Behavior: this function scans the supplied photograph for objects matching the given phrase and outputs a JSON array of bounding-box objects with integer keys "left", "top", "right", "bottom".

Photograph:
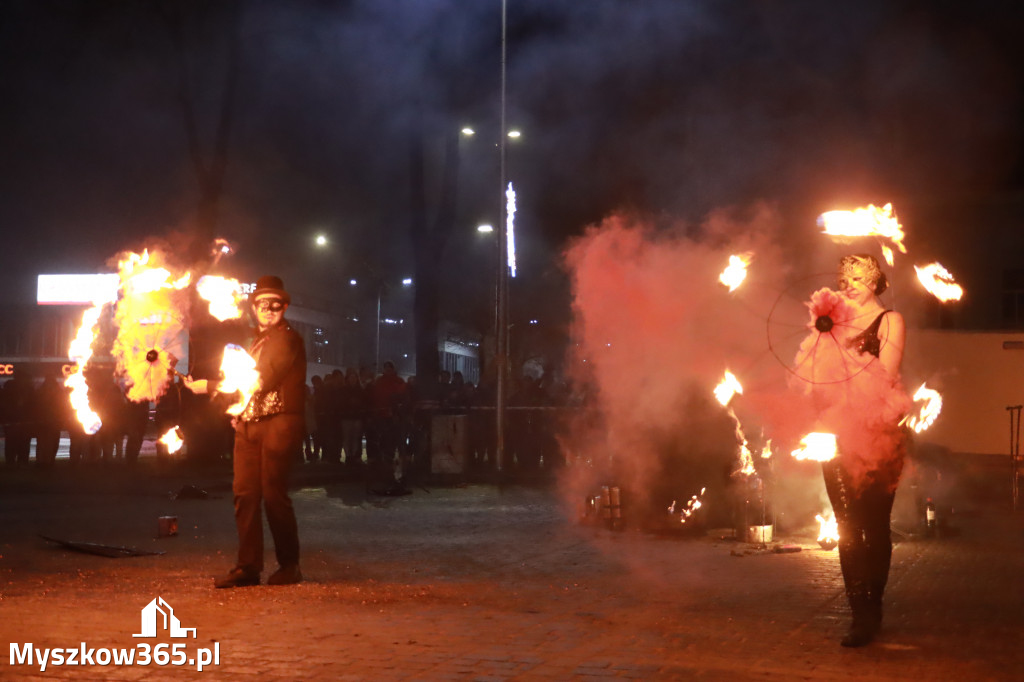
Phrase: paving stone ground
[{"left": 1, "top": 459, "right": 1022, "bottom": 681}]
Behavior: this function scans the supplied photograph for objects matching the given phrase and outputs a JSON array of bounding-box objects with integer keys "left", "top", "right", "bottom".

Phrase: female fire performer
[{"left": 797, "top": 253, "right": 912, "bottom": 647}]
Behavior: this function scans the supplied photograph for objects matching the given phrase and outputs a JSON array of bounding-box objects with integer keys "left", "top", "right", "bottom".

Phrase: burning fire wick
[
  {"left": 719, "top": 253, "right": 752, "bottom": 292},
  {"left": 159, "top": 426, "right": 185, "bottom": 454},
  {"left": 914, "top": 262, "right": 963, "bottom": 303},
  {"left": 816, "top": 511, "right": 839, "bottom": 549},
  {"left": 791, "top": 432, "right": 837, "bottom": 462},
  {"left": 818, "top": 203, "right": 906, "bottom": 266}
]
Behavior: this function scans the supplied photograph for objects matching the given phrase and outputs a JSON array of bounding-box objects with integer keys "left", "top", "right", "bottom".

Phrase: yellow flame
[
  {"left": 668, "top": 487, "right": 706, "bottom": 524},
  {"left": 904, "top": 383, "right": 943, "bottom": 433},
  {"left": 914, "top": 262, "right": 963, "bottom": 302},
  {"left": 219, "top": 344, "right": 261, "bottom": 416},
  {"left": 791, "top": 432, "right": 838, "bottom": 462},
  {"left": 719, "top": 253, "right": 752, "bottom": 292},
  {"left": 819, "top": 203, "right": 906, "bottom": 265},
  {"left": 66, "top": 304, "right": 105, "bottom": 434},
  {"left": 714, "top": 370, "right": 743, "bottom": 406},
  {"left": 816, "top": 511, "right": 840, "bottom": 542},
  {"left": 197, "top": 275, "right": 245, "bottom": 321},
  {"left": 761, "top": 440, "right": 773, "bottom": 459},
  {"left": 159, "top": 426, "right": 185, "bottom": 454}
]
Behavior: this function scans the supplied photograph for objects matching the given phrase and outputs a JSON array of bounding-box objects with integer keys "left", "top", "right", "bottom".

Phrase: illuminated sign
[
  {"left": 37, "top": 274, "right": 120, "bottom": 305},
  {"left": 0, "top": 364, "right": 14, "bottom": 375},
  {"left": 37, "top": 274, "right": 257, "bottom": 305}
]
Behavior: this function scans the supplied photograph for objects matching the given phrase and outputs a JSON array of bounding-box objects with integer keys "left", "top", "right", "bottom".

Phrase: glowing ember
[
  {"left": 718, "top": 252, "right": 752, "bottom": 292},
  {"left": 816, "top": 511, "right": 840, "bottom": 546},
  {"left": 159, "top": 426, "right": 185, "bottom": 454},
  {"left": 668, "top": 487, "right": 706, "bottom": 525},
  {"left": 903, "top": 383, "right": 943, "bottom": 433},
  {"left": 219, "top": 343, "right": 261, "bottom": 416},
  {"left": 791, "top": 432, "right": 838, "bottom": 462},
  {"left": 66, "top": 304, "right": 107, "bottom": 434},
  {"left": 713, "top": 370, "right": 743, "bottom": 406},
  {"left": 914, "top": 262, "right": 963, "bottom": 303},
  {"left": 818, "top": 203, "right": 906, "bottom": 265},
  {"left": 197, "top": 275, "right": 245, "bottom": 321}
]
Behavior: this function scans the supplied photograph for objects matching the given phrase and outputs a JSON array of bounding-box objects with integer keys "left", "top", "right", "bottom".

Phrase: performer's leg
[
  {"left": 823, "top": 461, "right": 874, "bottom": 647},
  {"left": 233, "top": 423, "right": 265, "bottom": 574},
  {"left": 261, "top": 415, "right": 302, "bottom": 571}
]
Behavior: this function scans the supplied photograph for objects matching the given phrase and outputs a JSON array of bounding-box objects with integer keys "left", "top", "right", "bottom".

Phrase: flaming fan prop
[
  {"left": 66, "top": 244, "right": 250, "bottom": 438},
  {"left": 110, "top": 251, "right": 192, "bottom": 403}
]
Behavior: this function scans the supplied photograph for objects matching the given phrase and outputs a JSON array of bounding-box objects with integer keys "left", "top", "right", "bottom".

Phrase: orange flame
[
  {"left": 66, "top": 304, "right": 106, "bottom": 434},
  {"left": 219, "top": 344, "right": 261, "bottom": 416},
  {"left": 816, "top": 511, "right": 840, "bottom": 543},
  {"left": 719, "top": 253, "right": 752, "bottom": 292},
  {"left": 197, "top": 275, "right": 245, "bottom": 321},
  {"left": 713, "top": 370, "right": 743, "bottom": 406},
  {"left": 791, "top": 432, "right": 837, "bottom": 462},
  {"left": 119, "top": 250, "right": 191, "bottom": 294},
  {"left": 914, "top": 262, "right": 963, "bottom": 303},
  {"left": 715, "top": 371, "right": 756, "bottom": 476},
  {"left": 904, "top": 383, "right": 943, "bottom": 433},
  {"left": 159, "top": 426, "right": 185, "bottom": 454},
  {"left": 818, "top": 203, "right": 906, "bottom": 265}
]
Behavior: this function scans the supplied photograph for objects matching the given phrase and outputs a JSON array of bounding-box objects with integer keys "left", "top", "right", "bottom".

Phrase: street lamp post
[{"left": 495, "top": 0, "right": 509, "bottom": 474}]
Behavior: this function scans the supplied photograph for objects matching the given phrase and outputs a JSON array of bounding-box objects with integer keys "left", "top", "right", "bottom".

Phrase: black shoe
[
  {"left": 840, "top": 618, "right": 878, "bottom": 647},
  {"left": 214, "top": 567, "right": 260, "bottom": 589},
  {"left": 267, "top": 564, "right": 302, "bottom": 586}
]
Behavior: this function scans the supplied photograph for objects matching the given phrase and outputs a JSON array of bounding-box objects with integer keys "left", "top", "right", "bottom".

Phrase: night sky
[{"left": 2, "top": 0, "right": 1023, "bottom": 328}]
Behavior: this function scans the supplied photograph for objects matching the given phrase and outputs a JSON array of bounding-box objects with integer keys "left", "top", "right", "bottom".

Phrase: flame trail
[
  {"left": 903, "top": 383, "right": 943, "bottom": 433},
  {"left": 719, "top": 253, "right": 752, "bottom": 292},
  {"left": 818, "top": 203, "right": 905, "bottom": 265},
  {"left": 66, "top": 304, "right": 107, "bottom": 434},
  {"left": 714, "top": 371, "right": 757, "bottom": 476},
  {"left": 914, "top": 262, "right": 963, "bottom": 302}
]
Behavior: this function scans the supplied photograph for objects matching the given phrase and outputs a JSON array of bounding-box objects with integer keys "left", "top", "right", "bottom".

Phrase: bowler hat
[{"left": 251, "top": 275, "right": 291, "bottom": 304}]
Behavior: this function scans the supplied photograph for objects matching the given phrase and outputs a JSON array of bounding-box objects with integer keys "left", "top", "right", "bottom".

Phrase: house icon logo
[{"left": 133, "top": 596, "right": 197, "bottom": 639}]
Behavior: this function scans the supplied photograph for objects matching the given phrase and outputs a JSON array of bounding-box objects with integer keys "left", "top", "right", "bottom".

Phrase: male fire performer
[{"left": 185, "top": 275, "right": 306, "bottom": 588}]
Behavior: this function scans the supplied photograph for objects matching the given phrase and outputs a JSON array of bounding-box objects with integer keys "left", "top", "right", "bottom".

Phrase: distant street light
[
  {"left": 507, "top": 129, "right": 521, "bottom": 139},
  {"left": 477, "top": 223, "right": 494, "bottom": 233},
  {"left": 461, "top": 127, "right": 476, "bottom": 136},
  {"left": 315, "top": 234, "right": 328, "bottom": 247}
]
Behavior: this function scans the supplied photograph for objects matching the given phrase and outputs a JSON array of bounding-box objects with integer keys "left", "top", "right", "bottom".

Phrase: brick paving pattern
[{"left": 1, "top": 462, "right": 1021, "bottom": 680}]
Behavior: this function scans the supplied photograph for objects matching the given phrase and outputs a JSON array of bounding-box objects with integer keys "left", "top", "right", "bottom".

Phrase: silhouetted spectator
[
  {"left": 34, "top": 371, "right": 65, "bottom": 468},
  {"left": 330, "top": 368, "right": 361, "bottom": 470}
]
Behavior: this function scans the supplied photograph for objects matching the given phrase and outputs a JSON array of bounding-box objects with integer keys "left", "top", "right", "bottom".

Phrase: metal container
[
  {"left": 746, "top": 524, "right": 773, "bottom": 543},
  {"left": 157, "top": 516, "right": 178, "bottom": 538}
]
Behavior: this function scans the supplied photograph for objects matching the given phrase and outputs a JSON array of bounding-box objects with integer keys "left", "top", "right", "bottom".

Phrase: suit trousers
[{"left": 233, "top": 413, "right": 303, "bottom": 573}]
